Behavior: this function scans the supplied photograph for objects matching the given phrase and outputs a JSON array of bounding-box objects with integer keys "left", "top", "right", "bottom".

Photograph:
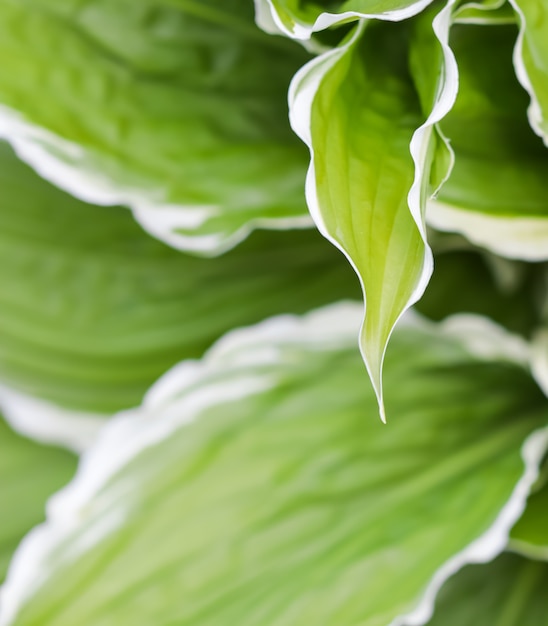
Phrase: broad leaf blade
[
  {"left": 0, "top": 0, "right": 311, "bottom": 253},
  {"left": 0, "top": 142, "right": 359, "bottom": 415},
  {"left": 1, "top": 304, "right": 547, "bottom": 626},
  {"left": 289, "top": 4, "right": 457, "bottom": 419}
]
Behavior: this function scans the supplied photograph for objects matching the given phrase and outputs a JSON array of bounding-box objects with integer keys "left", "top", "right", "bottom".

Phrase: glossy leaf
[
  {"left": 1, "top": 304, "right": 547, "bottom": 626},
  {"left": 0, "top": 142, "right": 359, "bottom": 415},
  {"left": 0, "top": 0, "right": 311, "bottom": 253}
]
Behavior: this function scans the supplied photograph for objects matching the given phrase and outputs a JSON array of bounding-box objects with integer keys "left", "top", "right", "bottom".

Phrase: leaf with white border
[
  {"left": 0, "top": 141, "right": 358, "bottom": 416},
  {"left": 1, "top": 304, "right": 547, "bottom": 626},
  {"left": 255, "top": 0, "right": 435, "bottom": 40},
  {"left": 428, "top": 23, "right": 548, "bottom": 260},
  {"left": 289, "top": 3, "right": 457, "bottom": 420},
  {"left": 509, "top": 0, "right": 548, "bottom": 145},
  {"left": 0, "top": 0, "right": 312, "bottom": 254}
]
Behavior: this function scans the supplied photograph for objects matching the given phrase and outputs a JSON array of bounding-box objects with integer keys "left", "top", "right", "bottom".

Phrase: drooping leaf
[
  {"left": 255, "top": 0, "right": 434, "bottom": 40},
  {"left": 0, "top": 141, "right": 359, "bottom": 415},
  {"left": 0, "top": 0, "right": 311, "bottom": 253},
  {"left": 428, "top": 23, "right": 548, "bottom": 260},
  {"left": 1, "top": 304, "right": 547, "bottom": 626},
  {"left": 0, "top": 415, "right": 76, "bottom": 583},
  {"left": 289, "top": 3, "right": 457, "bottom": 419},
  {"left": 423, "top": 553, "right": 548, "bottom": 626}
]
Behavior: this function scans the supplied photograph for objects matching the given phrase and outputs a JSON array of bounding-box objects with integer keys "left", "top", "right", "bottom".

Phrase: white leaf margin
[
  {"left": 0, "top": 384, "right": 105, "bottom": 454},
  {"left": 254, "top": 0, "right": 435, "bottom": 41},
  {"left": 508, "top": 0, "right": 548, "bottom": 147},
  {"left": 0, "top": 300, "right": 544, "bottom": 626},
  {"left": 427, "top": 199, "right": 548, "bottom": 261},
  {"left": 288, "top": 1, "right": 459, "bottom": 421},
  {"left": 0, "top": 106, "right": 313, "bottom": 256}
]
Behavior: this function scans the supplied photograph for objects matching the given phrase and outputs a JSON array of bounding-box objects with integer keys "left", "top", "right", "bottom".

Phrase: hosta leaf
[
  {"left": 510, "top": 471, "right": 548, "bottom": 558},
  {"left": 254, "top": 0, "right": 434, "bottom": 40},
  {"left": 1, "top": 304, "right": 547, "bottom": 626},
  {"left": 416, "top": 249, "right": 544, "bottom": 337},
  {"left": 422, "top": 553, "right": 548, "bottom": 626},
  {"left": 428, "top": 23, "right": 548, "bottom": 260},
  {"left": 289, "top": 3, "right": 457, "bottom": 419},
  {"left": 0, "top": 0, "right": 311, "bottom": 253},
  {"left": 0, "top": 415, "right": 76, "bottom": 583},
  {"left": 453, "top": 0, "right": 515, "bottom": 23},
  {"left": 510, "top": 0, "right": 548, "bottom": 144},
  {"left": 0, "top": 141, "right": 359, "bottom": 416}
]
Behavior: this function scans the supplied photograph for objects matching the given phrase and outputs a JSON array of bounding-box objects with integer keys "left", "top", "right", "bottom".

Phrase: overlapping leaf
[
  {"left": 0, "top": 141, "right": 358, "bottom": 415},
  {"left": 289, "top": 3, "right": 457, "bottom": 419},
  {"left": 0, "top": 415, "right": 76, "bottom": 583},
  {"left": 428, "top": 23, "right": 548, "bottom": 259},
  {"left": 0, "top": 0, "right": 311, "bottom": 252},
  {"left": 1, "top": 304, "right": 547, "bottom": 626}
]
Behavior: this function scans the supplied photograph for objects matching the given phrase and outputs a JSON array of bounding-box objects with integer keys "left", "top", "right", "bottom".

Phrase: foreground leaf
[
  {"left": 0, "top": 142, "right": 358, "bottom": 415},
  {"left": 423, "top": 553, "right": 548, "bottom": 626},
  {"left": 428, "top": 23, "right": 548, "bottom": 260},
  {"left": 0, "top": 0, "right": 311, "bottom": 253},
  {"left": 1, "top": 304, "right": 547, "bottom": 626},
  {"left": 289, "top": 4, "right": 457, "bottom": 419},
  {"left": 0, "top": 415, "right": 76, "bottom": 583}
]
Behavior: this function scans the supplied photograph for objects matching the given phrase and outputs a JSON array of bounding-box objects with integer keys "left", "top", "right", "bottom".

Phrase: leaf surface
[
  {"left": 2, "top": 304, "right": 547, "bottom": 626},
  {"left": 0, "top": 0, "right": 311, "bottom": 253}
]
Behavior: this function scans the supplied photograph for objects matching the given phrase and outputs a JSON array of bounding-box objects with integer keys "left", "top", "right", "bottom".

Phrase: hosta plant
[{"left": 0, "top": 0, "right": 548, "bottom": 625}]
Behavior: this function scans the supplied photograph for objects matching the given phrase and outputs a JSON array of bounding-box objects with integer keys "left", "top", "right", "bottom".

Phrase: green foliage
[{"left": 0, "top": 1, "right": 548, "bottom": 625}]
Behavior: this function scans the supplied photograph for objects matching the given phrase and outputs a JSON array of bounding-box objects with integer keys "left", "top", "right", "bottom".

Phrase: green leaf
[
  {"left": 428, "top": 23, "right": 548, "bottom": 260},
  {"left": 289, "top": 4, "right": 457, "bottom": 419},
  {"left": 424, "top": 553, "right": 548, "bottom": 626},
  {"left": 509, "top": 0, "right": 548, "bottom": 144},
  {"left": 255, "top": 0, "right": 434, "bottom": 40},
  {"left": 0, "top": 0, "right": 311, "bottom": 253},
  {"left": 0, "top": 141, "right": 359, "bottom": 416},
  {"left": 453, "top": 0, "right": 516, "bottom": 24},
  {"left": 1, "top": 304, "right": 547, "bottom": 626},
  {"left": 510, "top": 470, "right": 548, "bottom": 558},
  {"left": 416, "top": 249, "right": 544, "bottom": 337},
  {"left": 0, "top": 415, "right": 76, "bottom": 583}
]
